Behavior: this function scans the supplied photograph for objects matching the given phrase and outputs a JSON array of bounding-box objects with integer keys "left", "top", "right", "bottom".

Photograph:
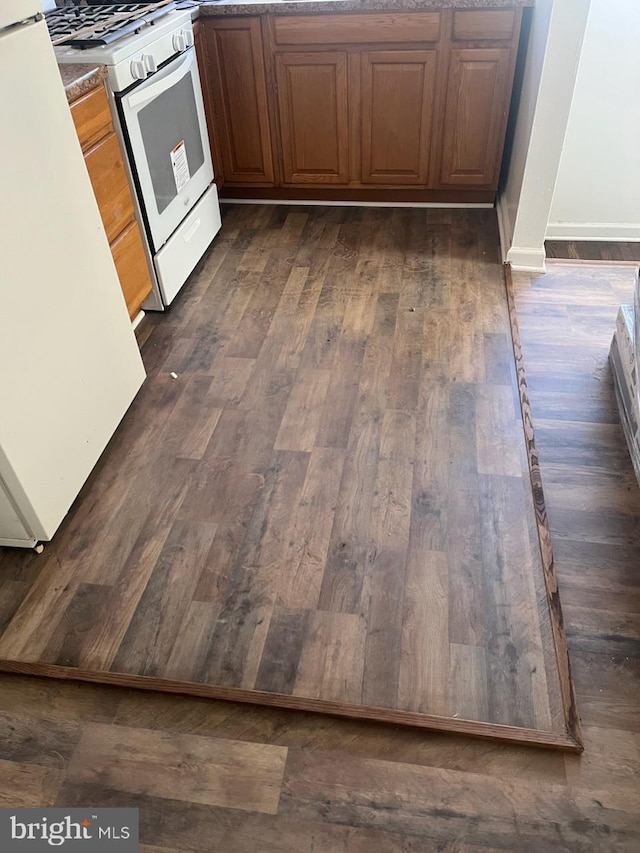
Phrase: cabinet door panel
[
  {"left": 439, "top": 48, "right": 511, "bottom": 188},
  {"left": 194, "top": 20, "right": 225, "bottom": 189},
  {"left": 84, "top": 132, "right": 134, "bottom": 243},
  {"left": 276, "top": 52, "right": 349, "bottom": 184},
  {"left": 361, "top": 51, "right": 436, "bottom": 186},
  {"left": 71, "top": 86, "right": 112, "bottom": 152},
  {"left": 111, "top": 220, "right": 154, "bottom": 320},
  {"left": 208, "top": 18, "right": 274, "bottom": 184}
]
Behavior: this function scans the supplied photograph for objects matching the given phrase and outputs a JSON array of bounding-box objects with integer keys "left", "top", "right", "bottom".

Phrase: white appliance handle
[{"left": 127, "top": 49, "right": 194, "bottom": 110}]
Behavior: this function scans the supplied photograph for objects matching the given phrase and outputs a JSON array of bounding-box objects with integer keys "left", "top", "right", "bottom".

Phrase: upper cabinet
[{"left": 197, "top": 9, "right": 522, "bottom": 199}]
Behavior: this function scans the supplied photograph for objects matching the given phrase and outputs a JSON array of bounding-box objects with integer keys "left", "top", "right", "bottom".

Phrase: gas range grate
[{"left": 45, "top": 2, "right": 176, "bottom": 48}]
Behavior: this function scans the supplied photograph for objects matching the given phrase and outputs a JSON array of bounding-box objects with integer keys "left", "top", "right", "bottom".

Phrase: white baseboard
[
  {"left": 132, "top": 310, "right": 145, "bottom": 331},
  {"left": 546, "top": 222, "right": 640, "bottom": 241},
  {"left": 222, "top": 199, "right": 494, "bottom": 209},
  {"left": 495, "top": 195, "right": 512, "bottom": 262},
  {"left": 506, "top": 246, "right": 546, "bottom": 272}
]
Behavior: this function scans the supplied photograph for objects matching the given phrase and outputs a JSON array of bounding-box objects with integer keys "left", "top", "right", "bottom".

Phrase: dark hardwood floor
[
  {"left": 545, "top": 240, "right": 640, "bottom": 263},
  {"left": 0, "top": 231, "right": 638, "bottom": 850},
  {"left": 0, "top": 206, "right": 570, "bottom": 746}
]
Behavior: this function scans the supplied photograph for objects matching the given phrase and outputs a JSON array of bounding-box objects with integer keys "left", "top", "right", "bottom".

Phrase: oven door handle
[{"left": 127, "top": 48, "right": 194, "bottom": 110}]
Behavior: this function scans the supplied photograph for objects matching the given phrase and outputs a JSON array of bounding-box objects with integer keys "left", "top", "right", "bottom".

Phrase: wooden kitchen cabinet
[
  {"left": 270, "top": 13, "right": 441, "bottom": 189},
  {"left": 83, "top": 133, "right": 134, "bottom": 242},
  {"left": 438, "top": 48, "right": 513, "bottom": 188},
  {"left": 275, "top": 51, "right": 349, "bottom": 184},
  {"left": 194, "top": 19, "right": 224, "bottom": 189},
  {"left": 272, "top": 11, "right": 442, "bottom": 45},
  {"left": 360, "top": 50, "right": 437, "bottom": 185},
  {"left": 205, "top": 17, "right": 275, "bottom": 185},
  {"left": 71, "top": 85, "right": 153, "bottom": 320},
  {"left": 198, "top": 8, "right": 523, "bottom": 200},
  {"left": 111, "top": 220, "right": 155, "bottom": 320}
]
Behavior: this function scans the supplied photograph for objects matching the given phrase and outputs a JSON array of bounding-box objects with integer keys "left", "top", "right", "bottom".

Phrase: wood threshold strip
[
  {"left": 503, "top": 263, "right": 584, "bottom": 752},
  {"left": 0, "top": 658, "right": 582, "bottom": 752},
  {"left": 545, "top": 258, "right": 640, "bottom": 269}
]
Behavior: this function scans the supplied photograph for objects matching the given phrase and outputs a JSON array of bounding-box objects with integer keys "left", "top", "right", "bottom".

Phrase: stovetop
[{"left": 45, "top": 2, "right": 176, "bottom": 48}]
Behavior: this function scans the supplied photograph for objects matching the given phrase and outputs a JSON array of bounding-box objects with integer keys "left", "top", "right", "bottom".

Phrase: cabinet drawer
[
  {"left": 84, "top": 132, "right": 134, "bottom": 243},
  {"left": 452, "top": 11, "right": 516, "bottom": 41},
  {"left": 273, "top": 13, "right": 441, "bottom": 46},
  {"left": 111, "top": 220, "right": 153, "bottom": 320},
  {"left": 71, "top": 85, "right": 112, "bottom": 151}
]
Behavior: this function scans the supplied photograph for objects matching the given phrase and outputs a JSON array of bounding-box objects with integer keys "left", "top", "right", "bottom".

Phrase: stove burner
[{"left": 45, "top": 2, "right": 176, "bottom": 48}]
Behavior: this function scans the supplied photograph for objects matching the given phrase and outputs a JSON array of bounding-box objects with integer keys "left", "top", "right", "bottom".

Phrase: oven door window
[
  {"left": 119, "top": 48, "right": 214, "bottom": 251},
  {"left": 139, "top": 72, "right": 204, "bottom": 216}
]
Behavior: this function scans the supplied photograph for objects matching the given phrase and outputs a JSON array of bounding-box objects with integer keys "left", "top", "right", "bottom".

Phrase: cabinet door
[
  {"left": 84, "top": 132, "right": 134, "bottom": 243},
  {"left": 439, "top": 48, "right": 512, "bottom": 188},
  {"left": 194, "top": 20, "right": 224, "bottom": 189},
  {"left": 361, "top": 50, "right": 437, "bottom": 186},
  {"left": 111, "top": 220, "right": 154, "bottom": 321},
  {"left": 207, "top": 18, "right": 274, "bottom": 184},
  {"left": 71, "top": 85, "right": 111, "bottom": 152},
  {"left": 275, "top": 51, "right": 349, "bottom": 184}
]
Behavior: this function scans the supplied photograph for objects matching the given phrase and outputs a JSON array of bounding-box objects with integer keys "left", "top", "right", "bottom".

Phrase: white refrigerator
[{"left": 0, "top": 0, "right": 146, "bottom": 548}]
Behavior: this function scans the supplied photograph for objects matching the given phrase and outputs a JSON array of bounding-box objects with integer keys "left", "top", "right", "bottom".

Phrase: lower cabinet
[
  {"left": 111, "top": 221, "right": 155, "bottom": 321},
  {"left": 360, "top": 50, "right": 437, "bottom": 185},
  {"left": 273, "top": 47, "right": 438, "bottom": 188},
  {"left": 438, "top": 48, "right": 513, "bottom": 188},
  {"left": 205, "top": 17, "right": 275, "bottom": 185},
  {"left": 71, "top": 85, "right": 153, "bottom": 319},
  {"left": 194, "top": 19, "right": 224, "bottom": 189},
  {"left": 275, "top": 51, "right": 349, "bottom": 184},
  {"left": 199, "top": 11, "right": 521, "bottom": 197},
  {"left": 82, "top": 132, "right": 134, "bottom": 241}
]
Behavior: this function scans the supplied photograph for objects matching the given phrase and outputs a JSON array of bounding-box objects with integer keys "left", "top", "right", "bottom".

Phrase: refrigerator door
[
  {"left": 0, "top": 17, "right": 146, "bottom": 545},
  {"left": 0, "top": 0, "right": 41, "bottom": 30},
  {"left": 0, "top": 480, "right": 33, "bottom": 548}
]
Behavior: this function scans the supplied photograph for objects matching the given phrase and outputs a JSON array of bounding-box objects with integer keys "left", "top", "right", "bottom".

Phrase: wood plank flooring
[
  {"left": 0, "top": 253, "right": 638, "bottom": 851},
  {"left": 0, "top": 206, "right": 570, "bottom": 745},
  {"left": 545, "top": 240, "right": 640, "bottom": 263}
]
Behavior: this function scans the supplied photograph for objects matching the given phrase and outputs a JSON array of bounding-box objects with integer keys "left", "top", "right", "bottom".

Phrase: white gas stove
[
  {"left": 49, "top": 2, "right": 221, "bottom": 310},
  {"left": 53, "top": 4, "right": 194, "bottom": 91}
]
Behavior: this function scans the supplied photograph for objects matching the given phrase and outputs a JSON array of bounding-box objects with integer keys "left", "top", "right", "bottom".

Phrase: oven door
[{"left": 118, "top": 47, "right": 213, "bottom": 252}]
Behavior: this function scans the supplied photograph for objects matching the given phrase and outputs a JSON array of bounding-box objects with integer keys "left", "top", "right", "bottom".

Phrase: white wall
[
  {"left": 497, "top": 0, "right": 591, "bottom": 270},
  {"left": 547, "top": 0, "right": 640, "bottom": 242},
  {"left": 497, "top": 0, "right": 553, "bottom": 266}
]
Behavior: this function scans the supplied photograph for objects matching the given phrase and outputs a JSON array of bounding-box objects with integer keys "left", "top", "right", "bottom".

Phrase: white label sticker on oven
[{"left": 171, "top": 140, "right": 190, "bottom": 193}]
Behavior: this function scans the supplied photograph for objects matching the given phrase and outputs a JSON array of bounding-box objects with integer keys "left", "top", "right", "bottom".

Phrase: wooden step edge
[
  {"left": 0, "top": 658, "right": 583, "bottom": 752},
  {"left": 503, "top": 262, "right": 584, "bottom": 754}
]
